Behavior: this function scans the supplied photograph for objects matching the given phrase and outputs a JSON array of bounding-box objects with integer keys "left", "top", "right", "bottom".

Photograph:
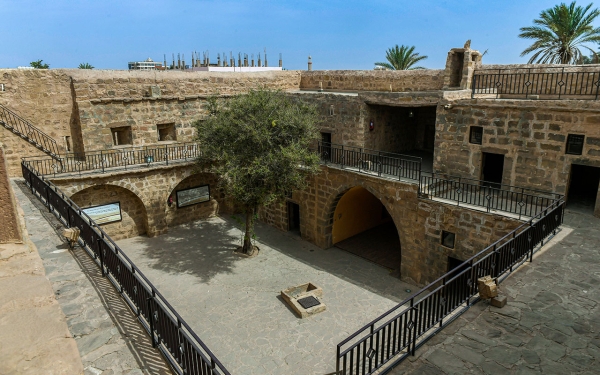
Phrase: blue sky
[{"left": 2, "top": 0, "right": 596, "bottom": 70}]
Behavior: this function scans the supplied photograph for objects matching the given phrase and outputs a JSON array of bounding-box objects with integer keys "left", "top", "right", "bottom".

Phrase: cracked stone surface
[
  {"left": 116, "top": 215, "right": 415, "bottom": 375},
  {"left": 390, "top": 209, "right": 600, "bottom": 375},
  {"left": 12, "top": 179, "right": 171, "bottom": 375}
]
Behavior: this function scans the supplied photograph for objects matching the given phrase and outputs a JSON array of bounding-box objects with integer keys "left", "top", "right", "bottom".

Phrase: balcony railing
[
  {"left": 23, "top": 142, "right": 200, "bottom": 176},
  {"left": 316, "top": 142, "right": 422, "bottom": 181},
  {"left": 336, "top": 197, "right": 564, "bottom": 374},
  {"left": 472, "top": 66, "right": 600, "bottom": 99},
  {"left": 419, "top": 172, "right": 563, "bottom": 220}
]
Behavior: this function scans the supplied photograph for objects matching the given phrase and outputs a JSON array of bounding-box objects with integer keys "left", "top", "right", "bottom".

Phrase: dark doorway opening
[
  {"left": 321, "top": 132, "right": 331, "bottom": 161},
  {"left": 481, "top": 152, "right": 504, "bottom": 188},
  {"left": 288, "top": 202, "right": 301, "bottom": 235},
  {"left": 567, "top": 164, "right": 600, "bottom": 214},
  {"left": 332, "top": 187, "right": 401, "bottom": 271},
  {"left": 447, "top": 256, "right": 469, "bottom": 274}
]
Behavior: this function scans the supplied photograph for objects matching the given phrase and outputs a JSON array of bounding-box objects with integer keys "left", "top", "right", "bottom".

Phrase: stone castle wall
[
  {"left": 434, "top": 99, "right": 600, "bottom": 196},
  {"left": 0, "top": 147, "right": 21, "bottom": 242},
  {"left": 0, "top": 69, "right": 75, "bottom": 176},
  {"left": 261, "top": 165, "right": 520, "bottom": 285},
  {"left": 300, "top": 70, "right": 445, "bottom": 92},
  {"left": 289, "top": 93, "right": 367, "bottom": 147},
  {"left": 0, "top": 69, "right": 302, "bottom": 176},
  {"left": 50, "top": 164, "right": 229, "bottom": 239}
]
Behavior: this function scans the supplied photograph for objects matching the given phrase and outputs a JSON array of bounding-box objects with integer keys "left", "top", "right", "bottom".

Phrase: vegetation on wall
[
  {"left": 374, "top": 45, "right": 428, "bottom": 70},
  {"left": 519, "top": 1, "right": 600, "bottom": 64},
  {"left": 194, "top": 89, "right": 321, "bottom": 255}
]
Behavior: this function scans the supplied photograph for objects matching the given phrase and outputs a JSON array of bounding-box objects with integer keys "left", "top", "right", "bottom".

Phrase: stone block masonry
[
  {"left": 0, "top": 147, "right": 20, "bottom": 242},
  {"left": 300, "top": 70, "right": 445, "bottom": 92},
  {"left": 434, "top": 99, "right": 600, "bottom": 197},
  {"left": 261, "top": 165, "right": 521, "bottom": 286},
  {"left": 50, "top": 164, "right": 230, "bottom": 240}
]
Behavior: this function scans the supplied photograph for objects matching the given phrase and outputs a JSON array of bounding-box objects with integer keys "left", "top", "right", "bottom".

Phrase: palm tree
[
  {"left": 519, "top": 1, "right": 600, "bottom": 64},
  {"left": 78, "top": 63, "right": 94, "bottom": 69},
  {"left": 375, "top": 45, "right": 428, "bottom": 70}
]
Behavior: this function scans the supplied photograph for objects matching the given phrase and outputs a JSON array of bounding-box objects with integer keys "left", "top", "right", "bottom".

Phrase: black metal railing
[
  {"left": 23, "top": 142, "right": 200, "bottom": 176},
  {"left": 419, "top": 173, "right": 563, "bottom": 219},
  {"left": 336, "top": 198, "right": 564, "bottom": 375},
  {"left": 22, "top": 161, "right": 231, "bottom": 375},
  {"left": 0, "top": 104, "right": 62, "bottom": 159},
  {"left": 316, "top": 142, "right": 422, "bottom": 181},
  {"left": 472, "top": 66, "right": 600, "bottom": 99}
]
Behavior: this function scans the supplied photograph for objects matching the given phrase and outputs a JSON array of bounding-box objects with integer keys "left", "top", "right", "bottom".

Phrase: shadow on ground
[{"left": 125, "top": 214, "right": 412, "bottom": 303}]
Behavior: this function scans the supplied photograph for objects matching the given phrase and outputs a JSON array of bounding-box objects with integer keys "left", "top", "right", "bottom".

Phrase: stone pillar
[
  {"left": 443, "top": 43, "right": 482, "bottom": 90},
  {"left": 0, "top": 146, "right": 22, "bottom": 243}
]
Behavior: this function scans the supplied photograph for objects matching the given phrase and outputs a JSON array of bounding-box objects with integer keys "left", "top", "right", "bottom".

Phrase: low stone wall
[
  {"left": 0, "top": 148, "right": 20, "bottom": 242},
  {"left": 300, "top": 70, "right": 445, "bottom": 92}
]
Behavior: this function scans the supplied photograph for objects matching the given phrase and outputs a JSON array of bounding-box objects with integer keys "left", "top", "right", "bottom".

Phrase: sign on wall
[
  {"left": 176, "top": 185, "right": 210, "bottom": 208},
  {"left": 82, "top": 202, "right": 122, "bottom": 225}
]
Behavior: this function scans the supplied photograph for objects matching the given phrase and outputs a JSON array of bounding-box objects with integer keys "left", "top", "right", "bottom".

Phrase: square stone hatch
[{"left": 297, "top": 296, "right": 321, "bottom": 309}]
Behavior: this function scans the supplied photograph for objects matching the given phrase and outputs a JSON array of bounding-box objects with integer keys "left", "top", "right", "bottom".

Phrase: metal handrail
[
  {"left": 471, "top": 66, "right": 600, "bottom": 99},
  {"left": 0, "top": 104, "right": 62, "bottom": 158},
  {"left": 22, "top": 142, "right": 200, "bottom": 176},
  {"left": 22, "top": 161, "right": 231, "bottom": 375},
  {"left": 336, "top": 193, "right": 565, "bottom": 374}
]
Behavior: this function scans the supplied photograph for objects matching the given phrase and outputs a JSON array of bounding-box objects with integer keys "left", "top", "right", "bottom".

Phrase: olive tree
[{"left": 194, "top": 89, "right": 321, "bottom": 254}]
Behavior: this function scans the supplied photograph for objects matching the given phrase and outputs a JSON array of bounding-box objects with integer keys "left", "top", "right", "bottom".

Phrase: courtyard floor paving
[
  {"left": 116, "top": 215, "right": 414, "bottom": 375},
  {"left": 390, "top": 209, "right": 600, "bottom": 375}
]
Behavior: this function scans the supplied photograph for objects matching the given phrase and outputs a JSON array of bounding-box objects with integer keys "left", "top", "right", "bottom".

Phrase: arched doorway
[
  {"left": 332, "top": 186, "right": 401, "bottom": 271},
  {"left": 71, "top": 185, "right": 148, "bottom": 240}
]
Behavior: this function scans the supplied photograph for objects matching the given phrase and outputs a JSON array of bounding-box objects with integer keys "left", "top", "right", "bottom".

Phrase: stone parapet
[{"left": 300, "top": 70, "right": 445, "bottom": 92}]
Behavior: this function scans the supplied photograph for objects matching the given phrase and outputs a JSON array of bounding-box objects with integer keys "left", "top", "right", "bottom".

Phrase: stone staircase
[{"left": 0, "top": 104, "right": 62, "bottom": 161}]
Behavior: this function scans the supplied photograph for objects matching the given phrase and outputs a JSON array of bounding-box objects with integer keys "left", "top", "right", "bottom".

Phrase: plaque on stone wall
[
  {"left": 566, "top": 134, "right": 585, "bottom": 155},
  {"left": 470, "top": 126, "right": 483, "bottom": 145},
  {"left": 176, "top": 185, "right": 210, "bottom": 208},
  {"left": 82, "top": 202, "right": 122, "bottom": 225}
]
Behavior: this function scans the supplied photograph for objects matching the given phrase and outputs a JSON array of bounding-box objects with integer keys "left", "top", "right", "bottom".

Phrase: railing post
[
  {"left": 45, "top": 186, "right": 51, "bottom": 213},
  {"left": 100, "top": 150, "right": 105, "bottom": 173},
  {"left": 341, "top": 145, "right": 344, "bottom": 169},
  {"left": 378, "top": 151, "right": 382, "bottom": 177},
  {"left": 147, "top": 292, "right": 156, "bottom": 348},
  {"left": 165, "top": 144, "right": 169, "bottom": 166},
  {"left": 471, "top": 74, "right": 476, "bottom": 98},
  {"left": 97, "top": 238, "right": 105, "bottom": 277}
]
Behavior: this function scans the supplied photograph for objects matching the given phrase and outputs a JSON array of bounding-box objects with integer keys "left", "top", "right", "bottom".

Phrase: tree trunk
[{"left": 242, "top": 207, "right": 255, "bottom": 254}]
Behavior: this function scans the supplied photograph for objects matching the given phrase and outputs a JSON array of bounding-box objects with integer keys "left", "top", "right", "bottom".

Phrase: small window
[
  {"left": 441, "top": 231, "right": 456, "bottom": 249},
  {"left": 65, "top": 136, "right": 71, "bottom": 152},
  {"left": 111, "top": 126, "right": 132, "bottom": 146},
  {"left": 566, "top": 134, "right": 585, "bottom": 155},
  {"left": 328, "top": 105, "right": 335, "bottom": 116},
  {"left": 469, "top": 126, "right": 483, "bottom": 145},
  {"left": 157, "top": 123, "right": 176, "bottom": 142}
]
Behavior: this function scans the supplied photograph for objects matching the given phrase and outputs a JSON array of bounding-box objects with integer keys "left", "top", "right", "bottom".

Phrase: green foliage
[
  {"left": 374, "top": 45, "right": 428, "bottom": 70},
  {"left": 29, "top": 60, "right": 49, "bottom": 69},
  {"left": 194, "top": 89, "right": 321, "bottom": 253},
  {"left": 519, "top": 1, "right": 600, "bottom": 64},
  {"left": 78, "top": 63, "right": 94, "bottom": 69}
]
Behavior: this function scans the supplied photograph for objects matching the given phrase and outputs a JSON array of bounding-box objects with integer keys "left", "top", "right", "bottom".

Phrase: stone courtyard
[{"left": 116, "top": 215, "right": 414, "bottom": 375}]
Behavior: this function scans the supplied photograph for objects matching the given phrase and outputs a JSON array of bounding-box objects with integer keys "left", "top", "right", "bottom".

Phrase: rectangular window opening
[
  {"left": 65, "top": 136, "right": 71, "bottom": 152},
  {"left": 469, "top": 126, "right": 483, "bottom": 145},
  {"left": 111, "top": 126, "right": 132, "bottom": 146},
  {"left": 566, "top": 134, "right": 585, "bottom": 155},
  {"left": 441, "top": 230, "right": 456, "bottom": 249},
  {"left": 157, "top": 123, "right": 177, "bottom": 142}
]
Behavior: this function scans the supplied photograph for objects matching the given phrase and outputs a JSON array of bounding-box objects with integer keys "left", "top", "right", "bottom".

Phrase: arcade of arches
[{"left": 48, "top": 164, "right": 522, "bottom": 286}]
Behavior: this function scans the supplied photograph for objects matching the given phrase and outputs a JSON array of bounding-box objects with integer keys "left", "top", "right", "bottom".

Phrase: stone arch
[
  {"left": 324, "top": 184, "right": 403, "bottom": 271},
  {"left": 165, "top": 172, "right": 221, "bottom": 227},
  {"left": 70, "top": 184, "right": 149, "bottom": 240}
]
